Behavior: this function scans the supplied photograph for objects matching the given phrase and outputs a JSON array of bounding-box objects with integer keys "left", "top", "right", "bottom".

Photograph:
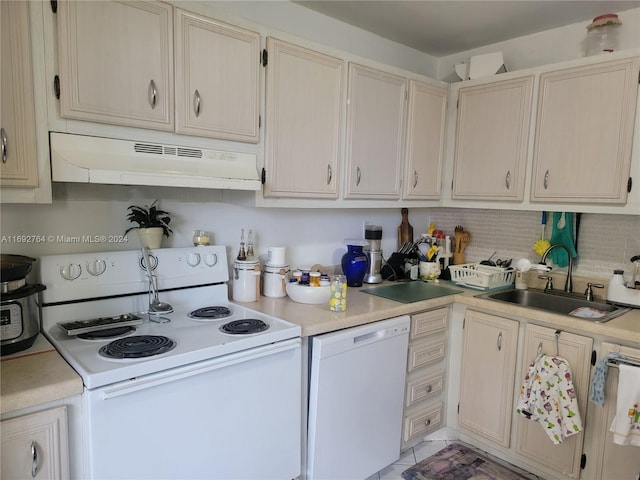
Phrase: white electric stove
[{"left": 38, "top": 246, "right": 302, "bottom": 480}]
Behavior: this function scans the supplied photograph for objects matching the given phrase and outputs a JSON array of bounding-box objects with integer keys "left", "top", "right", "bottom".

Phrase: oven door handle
[{"left": 100, "top": 338, "right": 300, "bottom": 400}]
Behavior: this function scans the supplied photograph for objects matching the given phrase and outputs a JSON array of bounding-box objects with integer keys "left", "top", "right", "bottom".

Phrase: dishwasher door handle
[{"left": 353, "top": 330, "right": 384, "bottom": 344}]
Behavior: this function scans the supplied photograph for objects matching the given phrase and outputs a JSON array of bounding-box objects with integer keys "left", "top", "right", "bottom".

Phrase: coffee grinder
[{"left": 363, "top": 225, "right": 383, "bottom": 284}]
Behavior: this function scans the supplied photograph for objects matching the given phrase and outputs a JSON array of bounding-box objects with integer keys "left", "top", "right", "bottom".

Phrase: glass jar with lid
[{"left": 585, "top": 14, "right": 621, "bottom": 56}]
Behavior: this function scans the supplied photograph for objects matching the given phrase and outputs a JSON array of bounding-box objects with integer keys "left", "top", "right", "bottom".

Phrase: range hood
[{"left": 50, "top": 132, "right": 261, "bottom": 191}]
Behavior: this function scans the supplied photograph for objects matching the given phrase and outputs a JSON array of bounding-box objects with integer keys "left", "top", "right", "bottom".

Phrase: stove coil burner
[
  {"left": 220, "top": 319, "right": 269, "bottom": 335},
  {"left": 99, "top": 335, "right": 176, "bottom": 359},
  {"left": 78, "top": 326, "right": 136, "bottom": 340},
  {"left": 188, "top": 306, "right": 232, "bottom": 320}
]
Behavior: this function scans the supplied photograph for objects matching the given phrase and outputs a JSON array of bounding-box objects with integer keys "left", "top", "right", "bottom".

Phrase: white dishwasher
[{"left": 307, "top": 315, "right": 410, "bottom": 480}]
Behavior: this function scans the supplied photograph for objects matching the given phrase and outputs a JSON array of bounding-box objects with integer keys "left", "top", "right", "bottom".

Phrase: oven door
[{"left": 83, "top": 338, "right": 301, "bottom": 480}]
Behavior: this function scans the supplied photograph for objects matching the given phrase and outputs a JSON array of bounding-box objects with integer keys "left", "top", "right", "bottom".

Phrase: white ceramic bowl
[{"left": 286, "top": 282, "right": 331, "bottom": 304}]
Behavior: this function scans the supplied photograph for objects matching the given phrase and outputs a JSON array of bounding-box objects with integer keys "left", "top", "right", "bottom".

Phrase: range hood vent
[{"left": 50, "top": 132, "right": 261, "bottom": 191}]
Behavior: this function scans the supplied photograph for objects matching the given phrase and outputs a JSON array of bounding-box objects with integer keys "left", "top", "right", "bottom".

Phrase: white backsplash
[{"left": 1, "top": 183, "right": 638, "bottom": 283}]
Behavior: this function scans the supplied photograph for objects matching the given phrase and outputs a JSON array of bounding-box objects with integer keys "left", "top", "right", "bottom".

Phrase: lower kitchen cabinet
[
  {"left": 401, "top": 307, "right": 448, "bottom": 449},
  {"left": 1, "top": 406, "right": 70, "bottom": 479},
  {"left": 582, "top": 342, "right": 640, "bottom": 480},
  {"left": 458, "top": 310, "right": 519, "bottom": 447},
  {"left": 515, "top": 324, "right": 593, "bottom": 479}
]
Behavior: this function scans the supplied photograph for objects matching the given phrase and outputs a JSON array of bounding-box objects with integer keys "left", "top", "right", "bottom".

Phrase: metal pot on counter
[{"left": 1, "top": 254, "right": 46, "bottom": 356}]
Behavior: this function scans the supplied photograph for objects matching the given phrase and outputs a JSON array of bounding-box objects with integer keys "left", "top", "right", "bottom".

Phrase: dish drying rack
[{"left": 449, "top": 263, "right": 515, "bottom": 290}]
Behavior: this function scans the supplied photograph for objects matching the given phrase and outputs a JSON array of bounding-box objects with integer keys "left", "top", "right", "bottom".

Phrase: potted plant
[{"left": 124, "top": 200, "right": 172, "bottom": 249}]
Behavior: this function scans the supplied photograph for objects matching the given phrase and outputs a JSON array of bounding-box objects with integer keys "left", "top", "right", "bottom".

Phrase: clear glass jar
[{"left": 586, "top": 14, "right": 621, "bottom": 56}]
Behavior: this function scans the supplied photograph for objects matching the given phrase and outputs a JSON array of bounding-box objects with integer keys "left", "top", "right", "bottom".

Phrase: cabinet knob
[
  {"left": 425, "top": 418, "right": 431, "bottom": 426},
  {"left": 543, "top": 169, "right": 550, "bottom": 190},
  {"left": 426, "top": 384, "right": 433, "bottom": 393},
  {"left": 31, "top": 441, "right": 40, "bottom": 477},
  {"left": 1, "top": 127, "right": 7, "bottom": 164},
  {"left": 148, "top": 80, "right": 157, "bottom": 109},
  {"left": 193, "top": 89, "right": 201, "bottom": 117}
]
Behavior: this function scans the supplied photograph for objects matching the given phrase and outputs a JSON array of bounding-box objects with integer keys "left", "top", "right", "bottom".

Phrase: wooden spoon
[{"left": 460, "top": 231, "right": 471, "bottom": 254}]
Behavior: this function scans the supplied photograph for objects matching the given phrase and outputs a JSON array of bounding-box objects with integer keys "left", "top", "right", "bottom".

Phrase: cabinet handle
[
  {"left": 326, "top": 164, "right": 332, "bottom": 185},
  {"left": 31, "top": 441, "right": 39, "bottom": 477},
  {"left": 356, "top": 167, "right": 361, "bottom": 186},
  {"left": 497, "top": 332, "right": 503, "bottom": 351},
  {"left": 505, "top": 170, "right": 511, "bottom": 189},
  {"left": 193, "top": 89, "right": 201, "bottom": 117},
  {"left": 426, "top": 384, "right": 433, "bottom": 393},
  {"left": 543, "top": 170, "right": 550, "bottom": 190},
  {"left": 148, "top": 80, "right": 157, "bottom": 109},
  {"left": 425, "top": 418, "right": 431, "bottom": 426},
  {"left": 413, "top": 170, "right": 418, "bottom": 189},
  {"left": 1, "top": 127, "right": 7, "bottom": 164}
]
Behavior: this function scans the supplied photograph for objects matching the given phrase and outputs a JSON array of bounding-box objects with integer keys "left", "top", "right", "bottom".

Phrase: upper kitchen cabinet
[
  {"left": 530, "top": 57, "right": 640, "bottom": 204},
  {"left": 57, "top": 0, "right": 174, "bottom": 131},
  {"left": 0, "top": 0, "right": 39, "bottom": 188},
  {"left": 344, "top": 63, "right": 406, "bottom": 200},
  {"left": 402, "top": 80, "right": 447, "bottom": 200},
  {"left": 452, "top": 75, "right": 534, "bottom": 201},
  {"left": 263, "top": 38, "right": 343, "bottom": 198},
  {"left": 174, "top": 9, "right": 259, "bottom": 143}
]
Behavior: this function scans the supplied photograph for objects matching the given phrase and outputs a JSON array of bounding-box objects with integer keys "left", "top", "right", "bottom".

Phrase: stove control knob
[
  {"left": 205, "top": 253, "right": 218, "bottom": 267},
  {"left": 60, "top": 263, "right": 82, "bottom": 280},
  {"left": 86, "top": 259, "right": 107, "bottom": 276},
  {"left": 187, "top": 252, "right": 201, "bottom": 267}
]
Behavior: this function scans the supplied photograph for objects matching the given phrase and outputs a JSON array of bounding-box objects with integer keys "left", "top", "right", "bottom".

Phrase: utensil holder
[{"left": 452, "top": 252, "right": 465, "bottom": 265}]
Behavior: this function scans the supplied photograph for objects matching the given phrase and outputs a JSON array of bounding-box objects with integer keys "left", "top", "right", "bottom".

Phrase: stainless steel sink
[{"left": 477, "top": 288, "right": 629, "bottom": 323}]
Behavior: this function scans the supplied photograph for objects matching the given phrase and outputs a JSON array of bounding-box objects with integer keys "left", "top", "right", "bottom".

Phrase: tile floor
[
  {"left": 366, "top": 428, "right": 456, "bottom": 480},
  {"left": 366, "top": 427, "right": 540, "bottom": 480}
]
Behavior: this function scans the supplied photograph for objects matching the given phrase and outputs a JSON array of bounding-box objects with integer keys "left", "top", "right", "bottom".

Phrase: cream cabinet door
[
  {"left": 515, "top": 324, "right": 593, "bottom": 479},
  {"left": 263, "top": 38, "right": 343, "bottom": 198},
  {"left": 402, "top": 80, "right": 447, "bottom": 200},
  {"left": 344, "top": 63, "right": 406, "bottom": 199},
  {"left": 0, "top": 0, "right": 38, "bottom": 187},
  {"left": 175, "top": 9, "right": 259, "bottom": 142},
  {"left": 452, "top": 75, "right": 533, "bottom": 201},
  {"left": 57, "top": 0, "right": 174, "bottom": 131},
  {"left": 1, "top": 406, "right": 69, "bottom": 480},
  {"left": 458, "top": 310, "right": 519, "bottom": 447},
  {"left": 531, "top": 57, "right": 639, "bottom": 204},
  {"left": 584, "top": 343, "right": 640, "bottom": 480}
]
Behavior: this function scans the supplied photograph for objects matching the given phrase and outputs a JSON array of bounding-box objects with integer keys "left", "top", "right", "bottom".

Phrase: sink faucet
[{"left": 541, "top": 244, "right": 574, "bottom": 293}]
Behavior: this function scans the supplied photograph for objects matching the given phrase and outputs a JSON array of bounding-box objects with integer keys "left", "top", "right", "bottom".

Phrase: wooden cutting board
[{"left": 397, "top": 208, "right": 413, "bottom": 249}]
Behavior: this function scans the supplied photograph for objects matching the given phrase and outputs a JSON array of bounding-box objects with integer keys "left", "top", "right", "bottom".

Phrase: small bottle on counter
[{"left": 309, "top": 272, "right": 321, "bottom": 287}]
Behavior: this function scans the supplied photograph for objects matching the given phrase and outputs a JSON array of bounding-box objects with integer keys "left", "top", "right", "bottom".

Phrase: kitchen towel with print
[
  {"left": 516, "top": 353, "right": 583, "bottom": 444},
  {"left": 610, "top": 363, "right": 640, "bottom": 446},
  {"left": 548, "top": 212, "right": 577, "bottom": 267}
]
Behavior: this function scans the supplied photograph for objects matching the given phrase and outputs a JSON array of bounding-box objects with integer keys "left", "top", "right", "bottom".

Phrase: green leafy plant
[{"left": 124, "top": 200, "right": 173, "bottom": 237}]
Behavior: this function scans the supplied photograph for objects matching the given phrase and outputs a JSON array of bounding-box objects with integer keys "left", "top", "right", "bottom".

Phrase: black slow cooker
[{"left": 1, "top": 254, "right": 46, "bottom": 356}]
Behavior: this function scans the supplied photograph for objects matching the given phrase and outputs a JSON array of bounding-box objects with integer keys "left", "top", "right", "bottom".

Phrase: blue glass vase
[{"left": 341, "top": 244, "right": 369, "bottom": 287}]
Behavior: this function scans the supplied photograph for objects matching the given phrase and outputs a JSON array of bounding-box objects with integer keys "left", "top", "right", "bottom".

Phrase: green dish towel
[{"left": 549, "top": 212, "right": 577, "bottom": 267}]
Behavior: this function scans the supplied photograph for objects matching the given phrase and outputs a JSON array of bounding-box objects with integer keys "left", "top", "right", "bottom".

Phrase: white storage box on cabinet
[{"left": 401, "top": 307, "right": 449, "bottom": 450}]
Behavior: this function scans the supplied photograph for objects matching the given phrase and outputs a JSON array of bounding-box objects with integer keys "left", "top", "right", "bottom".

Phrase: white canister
[
  {"left": 263, "top": 264, "right": 289, "bottom": 298},
  {"left": 267, "top": 246, "right": 286, "bottom": 267},
  {"left": 232, "top": 260, "right": 261, "bottom": 302}
]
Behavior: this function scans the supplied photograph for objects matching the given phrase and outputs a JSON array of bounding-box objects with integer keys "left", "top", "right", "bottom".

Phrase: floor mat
[{"left": 401, "top": 443, "right": 529, "bottom": 480}]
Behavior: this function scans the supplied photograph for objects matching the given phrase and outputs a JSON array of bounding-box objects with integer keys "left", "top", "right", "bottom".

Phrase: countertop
[
  {"left": 237, "top": 282, "right": 640, "bottom": 345},
  {"left": 1, "top": 335, "right": 83, "bottom": 415},
  {"left": 2, "top": 283, "right": 637, "bottom": 415}
]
